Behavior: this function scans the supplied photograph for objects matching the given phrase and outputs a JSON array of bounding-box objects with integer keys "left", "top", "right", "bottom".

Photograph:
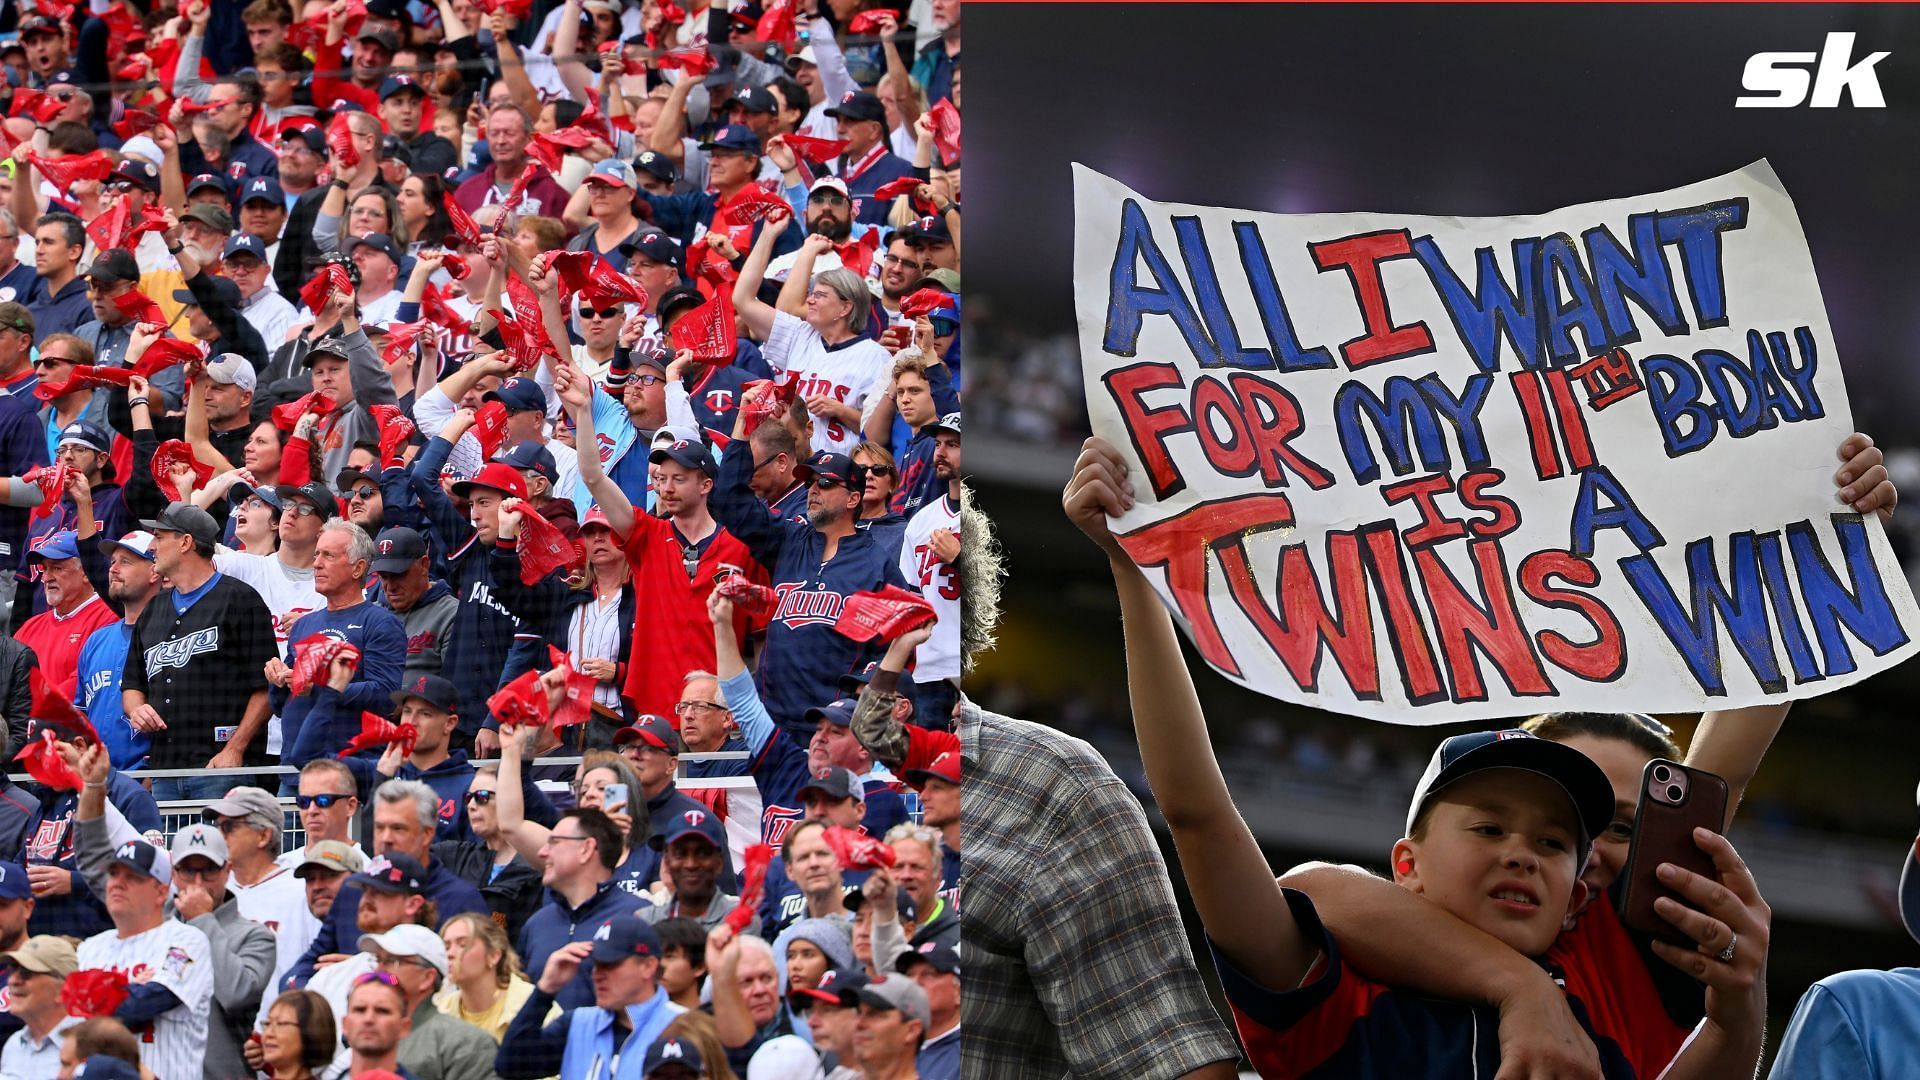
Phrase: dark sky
[{"left": 971, "top": 3, "right": 1920, "bottom": 433}]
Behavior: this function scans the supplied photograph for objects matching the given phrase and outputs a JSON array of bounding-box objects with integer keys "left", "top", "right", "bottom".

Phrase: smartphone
[
  {"left": 1618, "top": 759, "right": 1729, "bottom": 946},
  {"left": 603, "top": 783, "right": 629, "bottom": 817}
]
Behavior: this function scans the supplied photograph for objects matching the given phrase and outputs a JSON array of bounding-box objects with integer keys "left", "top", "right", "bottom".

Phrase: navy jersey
[
  {"left": 1216, "top": 889, "right": 1638, "bottom": 1079},
  {"left": 276, "top": 601, "right": 409, "bottom": 764},
  {"left": 684, "top": 361, "right": 752, "bottom": 434},
  {"left": 681, "top": 670, "right": 813, "bottom": 842},
  {"left": 709, "top": 441, "right": 912, "bottom": 737}
]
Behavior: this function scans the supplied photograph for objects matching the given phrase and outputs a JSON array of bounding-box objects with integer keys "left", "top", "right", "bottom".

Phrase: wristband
[{"left": 167, "top": 243, "right": 184, "bottom": 255}]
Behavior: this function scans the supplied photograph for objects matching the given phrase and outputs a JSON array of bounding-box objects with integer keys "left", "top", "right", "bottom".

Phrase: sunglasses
[
  {"left": 584, "top": 307, "right": 623, "bottom": 320},
  {"left": 930, "top": 317, "right": 958, "bottom": 336},
  {"left": 466, "top": 790, "right": 496, "bottom": 805},
  {"left": 348, "top": 485, "right": 379, "bottom": 500},
  {"left": 288, "top": 503, "right": 321, "bottom": 518},
  {"left": 810, "top": 477, "right": 844, "bottom": 490},
  {"left": 864, "top": 464, "right": 895, "bottom": 477},
  {"left": 294, "top": 793, "right": 351, "bottom": 809},
  {"left": 809, "top": 192, "right": 849, "bottom": 207}
]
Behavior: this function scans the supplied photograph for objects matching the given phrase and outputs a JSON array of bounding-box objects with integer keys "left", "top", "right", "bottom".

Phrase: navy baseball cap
[
  {"left": 370, "top": 526, "right": 428, "bottom": 573},
  {"left": 641, "top": 1034, "right": 702, "bottom": 1076},
  {"left": 654, "top": 284, "right": 706, "bottom": 325},
  {"left": 1406, "top": 730, "right": 1614, "bottom": 860},
  {"left": 57, "top": 420, "right": 112, "bottom": 454},
  {"left": 633, "top": 149, "right": 677, "bottom": 184},
  {"left": 274, "top": 481, "right": 340, "bottom": 520},
  {"left": 484, "top": 376, "right": 547, "bottom": 414},
  {"left": 699, "top": 124, "right": 760, "bottom": 154},
  {"left": 649, "top": 436, "right": 715, "bottom": 476},
  {"left": 186, "top": 172, "right": 230, "bottom": 198},
  {"left": 727, "top": 84, "right": 776, "bottom": 115},
  {"left": 0, "top": 862, "right": 30, "bottom": 901},
  {"left": 27, "top": 530, "right": 80, "bottom": 563},
  {"left": 799, "top": 766, "right": 861, "bottom": 803},
  {"left": 349, "top": 233, "right": 401, "bottom": 262},
  {"left": 789, "top": 964, "right": 868, "bottom": 1009},
  {"left": 349, "top": 852, "right": 429, "bottom": 895},
  {"left": 794, "top": 451, "right": 864, "bottom": 491},
  {"left": 589, "top": 913, "right": 662, "bottom": 964},
  {"left": 803, "top": 699, "right": 856, "bottom": 729},
  {"left": 223, "top": 233, "right": 269, "bottom": 263},
  {"left": 239, "top": 175, "right": 285, "bottom": 207},
  {"left": 622, "top": 229, "right": 680, "bottom": 267},
  {"left": 379, "top": 74, "right": 427, "bottom": 100},
  {"left": 895, "top": 939, "right": 960, "bottom": 976},
  {"left": 111, "top": 158, "right": 162, "bottom": 193},
  {"left": 649, "top": 807, "right": 726, "bottom": 852},
  {"left": 498, "top": 441, "right": 558, "bottom": 483},
  {"left": 614, "top": 714, "right": 683, "bottom": 754},
  {"left": 109, "top": 839, "right": 172, "bottom": 886},
  {"left": 173, "top": 275, "right": 243, "bottom": 309},
  {"left": 391, "top": 672, "right": 458, "bottom": 713},
  {"left": 902, "top": 214, "right": 952, "bottom": 246},
  {"left": 825, "top": 90, "right": 885, "bottom": 126},
  {"left": 280, "top": 124, "right": 325, "bottom": 154},
  {"left": 838, "top": 662, "right": 880, "bottom": 697}
]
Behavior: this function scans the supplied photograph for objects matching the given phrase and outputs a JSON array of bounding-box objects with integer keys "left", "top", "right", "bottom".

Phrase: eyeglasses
[
  {"left": 288, "top": 503, "right": 320, "bottom": 517},
  {"left": 34, "top": 356, "right": 74, "bottom": 367},
  {"left": 465, "top": 790, "right": 496, "bottom": 805},
  {"left": 105, "top": 181, "right": 137, "bottom": 194},
  {"left": 545, "top": 832, "right": 592, "bottom": 845},
  {"left": 348, "top": 485, "right": 379, "bottom": 501},
  {"left": 213, "top": 818, "right": 258, "bottom": 834},
  {"left": 632, "top": 375, "right": 663, "bottom": 388},
  {"left": 881, "top": 254, "right": 924, "bottom": 271},
  {"left": 353, "top": 970, "right": 400, "bottom": 989},
  {"left": 175, "top": 864, "right": 224, "bottom": 881},
  {"left": 808, "top": 192, "right": 849, "bottom": 207},
  {"left": 673, "top": 700, "right": 724, "bottom": 715},
  {"left": 750, "top": 456, "right": 779, "bottom": 474},
  {"left": 930, "top": 317, "right": 958, "bottom": 336},
  {"left": 294, "top": 793, "right": 351, "bottom": 810}
]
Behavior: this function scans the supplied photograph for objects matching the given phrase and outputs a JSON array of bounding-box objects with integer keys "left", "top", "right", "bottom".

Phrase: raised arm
[
  {"left": 648, "top": 70, "right": 697, "bottom": 164},
  {"left": 731, "top": 208, "right": 788, "bottom": 341},
  {"left": 1062, "top": 436, "right": 1310, "bottom": 988},
  {"left": 493, "top": 721, "right": 554, "bottom": 862},
  {"left": 556, "top": 360, "right": 634, "bottom": 536}
]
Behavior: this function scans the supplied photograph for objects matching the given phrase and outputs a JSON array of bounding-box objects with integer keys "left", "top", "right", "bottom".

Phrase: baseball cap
[
  {"left": 649, "top": 807, "right": 726, "bottom": 852},
  {"left": 280, "top": 123, "right": 326, "bottom": 154},
  {"left": 349, "top": 852, "right": 430, "bottom": 895},
  {"left": 223, "top": 233, "right": 270, "bottom": 264},
  {"left": 378, "top": 74, "right": 427, "bottom": 100},
  {"left": 186, "top": 172, "right": 231, "bottom": 198},
  {"left": 206, "top": 352, "right": 259, "bottom": 392},
  {"left": 838, "top": 662, "right": 881, "bottom": 697},
  {"left": 623, "top": 229, "right": 680, "bottom": 267},
  {"left": 227, "top": 478, "right": 282, "bottom": 511},
  {"left": 89, "top": 248, "right": 143, "bottom": 286},
  {"left": 803, "top": 699, "right": 856, "bottom": 729},
  {"left": 182, "top": 202, "right": 234, "bottom": 232},
  {"left": 0, "top": 935, "right": 78, "bottom": 977},
  {"left": 379, "top": 135, "right": 412, "bottom": 166},
  {"left": 498, "top": 441, "right": 559, "bottom": 483},
  {"left": 305, "top": 333, "right": 355, "bottom": 365},
  {"left": 925, "top": 412, "right": 961, "bottom": 438},
  {"left": 902, "top": 214, "right": 952, "bottom": 247},
  {"left": 109, "top": 839, "right": 172, "bottom": 886},
  {"left": 614, "top": 714, "right": 683, "bottom": 754},
  {"left": 809, "top": 175, "right": 850, "bottom": 200},
  {"left": 783, "top": 45, "right": 819, "bottom": 71},
  {"left": 641, "top": 1034, "right": 702, "bottom": 1077},
  {"left": 855, "top": 975, "right": 931, "bottom": 1030},
  {"left": 240, "top": 175, "right": 285, "bottom": 206},
  {"left": 0, "top": 862, "right": 29, "bottom": 902},
  {"left": 584, "top": 159, "right": 639, "bottom": 191},
  {"left": 295, "top": 840, "right": 366, "bottom": 878},
  {"left": 274, "top": 481, "right": 340, "bottom": 520},
  {"left": 204, "top": 786, "right": 283, "bottom": 834},
  {"left": 633, "top": 149, "right": 677, "bottom": 184},
  {"left": 450, "top": 462, "right": 529, "bottom": 501},
  {"left": 111, "top": 157, "right": 162, "bottom": 193},
  {"left": 588, "top": 913, "right": 663, "bottom": 965},
  {"left": 700, "top": 124, "right": 760, "bottom": 154},
  {"left": 359, "top": 924, "right": 448, "bottom": 976},
  {"left": 173, "top": 275, "right": 243, "bottom": 310},
  {"left": 17, "top": 15, "right": 60, "bottom": 38},
  {"left": 729, "top": 84, "right": 776, "bottom": 114},
  {"left": 793, "top": 451, "right": 864, "bottom": 491},
  {"left": 356, "top": 27, "right": 400, "bottom": 51},
  {"left": 140, "top": 502, "right": 221, "bottom": 547},
  {"left": 904, "top": 750, "right": 960, "bottom": 789},
  {"left": 654, "top": 284, "right": 706, "bottom": 326},
  {"left": 799, "top": 766, "right": 861, "bottom": 803},
  {"left": 1405, "top": 730, "right": 1614, "bottom": 861},
  {"left": 57, "top": 420, "right": 111, "bottom": 454},
  {"left": 390, "top": 672, "right": 459, "bottom": 713},
  {"left": 649, "top": 436, "right": 715, "bottom": 476},
  {"left": 74, "top": 1058, "right": 141, "bottom": 1080},
  {"left": 483, "top": 376, "right": 547, "bottom": 414},
  {"left": 170, "top": 823, "right": 230, "bottom": 868},
  {"left": 825, "top": 90, "right": 885, "bottom": 126},
  {"left": 349, "top": 233, "right": 401, "bottom": 262},
  {"left": 895, "top": 939, "right": 959, "bottom": 977},
  {"left": 909, "top": 268, "right": 961, "bottom": 294},
  {"left": 581, "top": 505, "right": 619, "bottom": 536},
  {"left": 370, "top": 526, "right": 429, "bottom": 573},
  {"left": 97, "top": 530, "right": 157, "bottom": 562},
  {"left": 27, "top": 531, "right": 79, "bottom": 564},
  {"left": 789, "top": 964, "right": 868, "bottom": 1009}
]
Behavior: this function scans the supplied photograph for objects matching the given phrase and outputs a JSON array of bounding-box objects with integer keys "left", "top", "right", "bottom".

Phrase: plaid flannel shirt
[{"left": 958, "top": 699, "right": 1241, "bottom": 1078}]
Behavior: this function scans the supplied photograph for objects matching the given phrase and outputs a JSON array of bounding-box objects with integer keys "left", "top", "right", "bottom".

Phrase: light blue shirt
[
  {"left": 1771, "top": 967, "right": 1920, "bottom": 1079},
  {"left": 561, "top": 986, "right": 686, "bottom": 1080}
]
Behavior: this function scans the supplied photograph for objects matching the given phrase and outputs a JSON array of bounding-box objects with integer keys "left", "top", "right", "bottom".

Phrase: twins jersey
[
  {"left": 762, "top": 310, "right": 892, "bottom": 454},
  {"left": 899, "top": 495, "right": 961, "bottom": 682},
  {"left": 77, "top": 919, "right": 215, "bottom": 1080}
]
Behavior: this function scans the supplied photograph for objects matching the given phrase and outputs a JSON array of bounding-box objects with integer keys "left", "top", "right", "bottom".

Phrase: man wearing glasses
[
  {"left": 515, "top": 808, "right": 649, "bottom": 1012},
  {"left": 278, "top": 760, "right": 370, "bottom": 871},
  {"left": 201, "top": 786, "right": 321, "bottom": 999},
  {"left": 356, "top": 924, "right": 499, "bottom": 1080},
  {"left": 177, "top": 75, "right": 280, "bottom": 185},
  {"left": 875, "top": 238, "right": 928, "bottom": 325},
  {"left": 148, "top": 824, "right": 275, "bottom": 1080}
]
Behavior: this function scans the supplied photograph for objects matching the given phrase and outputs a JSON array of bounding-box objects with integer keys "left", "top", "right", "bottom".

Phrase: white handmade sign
[{"left": 1074, "top": 160, "right": 1919, "bottom": 723}]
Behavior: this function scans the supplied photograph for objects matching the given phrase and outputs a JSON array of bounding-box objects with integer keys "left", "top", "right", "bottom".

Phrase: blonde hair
[{"left": 441, "top": 911, "right": 524, "bottom": 989}]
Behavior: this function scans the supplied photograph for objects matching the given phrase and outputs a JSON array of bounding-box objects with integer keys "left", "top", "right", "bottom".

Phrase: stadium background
[{"left": 965, "top": 1, "right": 1920, "bottom": 1055}]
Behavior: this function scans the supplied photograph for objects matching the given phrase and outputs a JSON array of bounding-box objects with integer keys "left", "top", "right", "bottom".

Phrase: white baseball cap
[
  {"left": 205, "top": 353, "right": 258, "bottom": 393},
  {"left": 358, "top": 924, "right": 448, "bottom": 977}
]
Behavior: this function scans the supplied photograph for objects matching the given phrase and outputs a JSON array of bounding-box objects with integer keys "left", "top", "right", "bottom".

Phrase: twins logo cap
[
  {"left": 904, "top": 750, "right": 961, "bottom": 789},
  {"left": 1405, "top": 729, "right": 1614, "bottom": 861},
  {"left": 370, "top": 526, "right": 428, "bottom": 573},
  {"left": 895, "top": 939, "right": 960, "bottom": 976},
  {"left": 789, "top": 964, "right": 869, "bottom": 1008}
]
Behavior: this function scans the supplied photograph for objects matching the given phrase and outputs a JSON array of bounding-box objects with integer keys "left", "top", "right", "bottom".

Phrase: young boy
[{"left": 1064, "top": 436, "right": 1771, "bottom": 1079}]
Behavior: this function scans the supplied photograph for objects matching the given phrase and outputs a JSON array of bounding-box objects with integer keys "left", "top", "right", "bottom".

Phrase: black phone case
[{"left": 1618, "top": 759, "right": 1729, "bottom": 947}]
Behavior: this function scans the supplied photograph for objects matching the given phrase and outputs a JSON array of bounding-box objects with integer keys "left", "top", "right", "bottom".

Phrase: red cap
[
  {"left": 904, "top": 750, "right": 960, "bottom": 788},
  {"left": 450, "top": 462, "right": 529, "bottom": 501}
]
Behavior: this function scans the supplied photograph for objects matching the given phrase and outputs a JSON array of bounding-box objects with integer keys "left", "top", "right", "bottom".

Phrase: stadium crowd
[{"left": 0, "top": 0, "right": 964, "bottom": 1076}]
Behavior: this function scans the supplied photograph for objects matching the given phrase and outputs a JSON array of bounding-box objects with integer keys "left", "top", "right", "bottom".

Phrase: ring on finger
[{"left": 1715, "top": 932, "right": 1737, "bottom": 963}]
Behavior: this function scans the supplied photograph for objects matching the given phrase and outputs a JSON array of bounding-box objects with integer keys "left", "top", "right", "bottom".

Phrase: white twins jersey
[
  {"left": 899, "top": 495, "right": 962, "bottom": 682},
  {"left": 762, "top": 310, "right": 893, "bottom": 455},
  {"left": 230, "top": 864, "right": 323, "bottom": 1002},
  {"left": 77, "top": 919, "right": 215, "bottom": 1080}
]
